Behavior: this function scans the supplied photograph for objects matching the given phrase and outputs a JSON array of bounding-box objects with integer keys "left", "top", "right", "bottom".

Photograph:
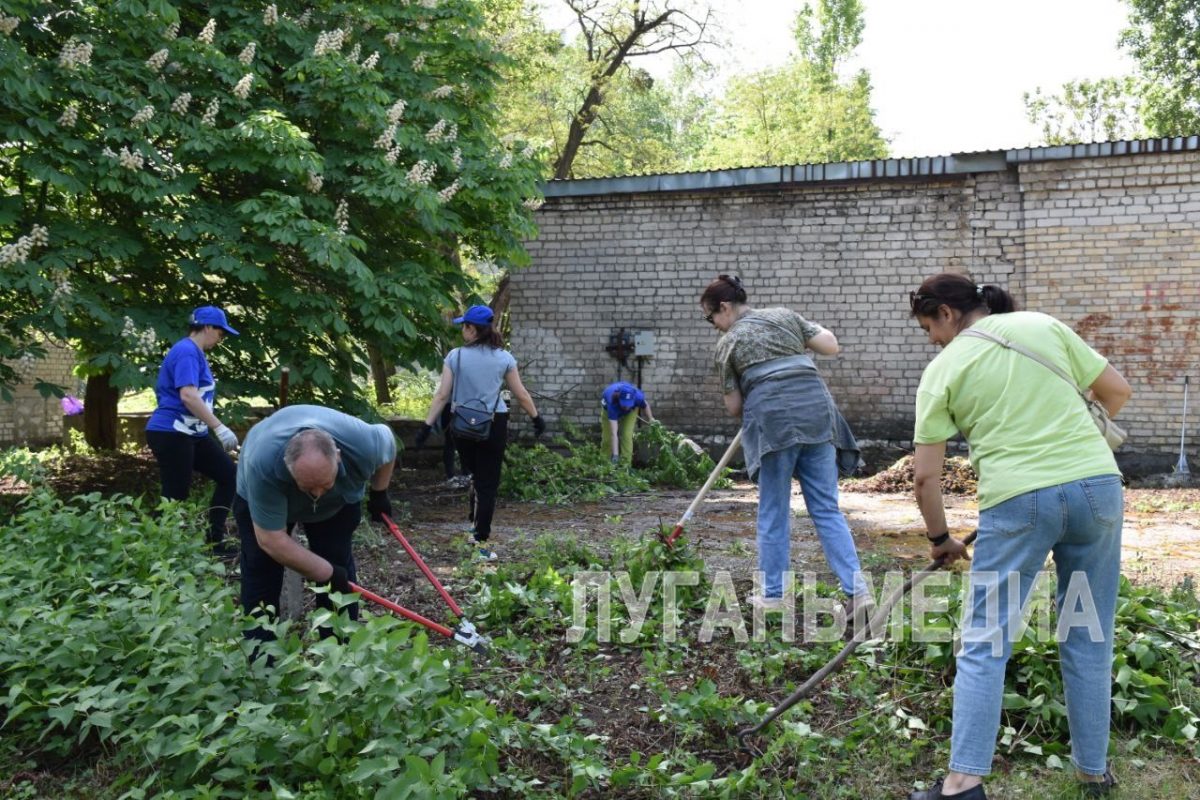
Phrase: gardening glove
[
  {"left": 212, "top": 423, "right": 238, "bottom": 452},
  {"left": 532, "top": 415, "right": 547, "bottom": 437},
  {"left": 413, "top": 423, "right": 432, "bottom": 447},
  {"left": 367, "top": 488, "right": 392, "bottom": 523},
  {"left": 326, "top": 564, "right": 353, "bottom": 595}
]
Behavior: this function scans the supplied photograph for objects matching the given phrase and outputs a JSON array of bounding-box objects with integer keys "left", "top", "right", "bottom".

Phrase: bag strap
[
  {"left": 958, "top": 327, "right": 1089, "bottom": 402},
  {"left": 451, "top": 348, "right": 503, "bottom": 413}
]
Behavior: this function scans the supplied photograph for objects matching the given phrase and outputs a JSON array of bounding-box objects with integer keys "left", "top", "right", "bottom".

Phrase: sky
[{"left": 542, "top": 0, "right": 1138, "bottom": 159}]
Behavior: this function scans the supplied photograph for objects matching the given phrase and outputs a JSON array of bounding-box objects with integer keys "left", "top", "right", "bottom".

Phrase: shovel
[
  {"left": 1176, "top": 376, "right": 1190, "bottom": 475},
  {"left": 736, "top": 529, "right": 978, "bottom": 753},
  {"left": 663, "top": 429, "right": 743, "bottom": 547}
]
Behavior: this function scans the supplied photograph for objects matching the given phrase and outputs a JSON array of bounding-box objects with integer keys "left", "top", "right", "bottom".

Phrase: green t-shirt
[{"left": 914, "top": 311, "right": 1119, "bottom": 510}]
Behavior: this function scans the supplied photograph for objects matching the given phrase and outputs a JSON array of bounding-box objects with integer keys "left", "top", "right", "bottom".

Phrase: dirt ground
[{"left": 337, "top": 463, "right": 1200, "bottom": 642}]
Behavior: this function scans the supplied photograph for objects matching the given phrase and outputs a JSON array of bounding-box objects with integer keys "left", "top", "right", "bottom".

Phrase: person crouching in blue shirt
[{"left": 601, "top": 381, "right": 653, "bottom": 465}]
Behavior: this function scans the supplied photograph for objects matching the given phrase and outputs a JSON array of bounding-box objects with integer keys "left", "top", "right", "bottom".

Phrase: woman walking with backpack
[{"left": 414, "top": 305, "right": 545, "bottom": 560}]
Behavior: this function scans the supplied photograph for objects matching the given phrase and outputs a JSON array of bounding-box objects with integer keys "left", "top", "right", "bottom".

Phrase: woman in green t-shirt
[{"left": 905, "top": 273, "right": 1131, "bottom": 800}]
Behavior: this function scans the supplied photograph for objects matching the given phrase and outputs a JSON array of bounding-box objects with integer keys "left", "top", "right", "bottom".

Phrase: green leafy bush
[
  {"left": 0, "top": 492, "right": 533, "bottom": 798},
  {"left": 499, "top": 422, "right": 729, "bottom": 504}
]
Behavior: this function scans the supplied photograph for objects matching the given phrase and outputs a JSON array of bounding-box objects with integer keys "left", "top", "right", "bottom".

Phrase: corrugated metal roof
[{"left": 540, "top": 135, "right": 1200, "bottom": 199}]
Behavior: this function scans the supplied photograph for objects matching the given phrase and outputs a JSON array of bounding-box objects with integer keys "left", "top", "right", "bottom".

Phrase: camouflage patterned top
[{"left": 713, "top": 308, "right": 822, "bottom": 394}]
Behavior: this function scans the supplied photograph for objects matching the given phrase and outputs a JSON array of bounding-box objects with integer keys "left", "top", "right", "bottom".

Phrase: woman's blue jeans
[
  {"left": 950, "top": 474, "right": 1123, "bottom": 777},
  {"left": 756, "top": 441, "right": 865, "bottom": 598}
]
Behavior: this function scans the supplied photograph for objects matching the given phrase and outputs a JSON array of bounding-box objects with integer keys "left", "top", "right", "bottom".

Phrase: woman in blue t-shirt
[
  {"left": 144, "top": 306, "right": 240, "bottom": 556},
  {"left": 415, "top": 305, "right": 545, "bottom": 560}
]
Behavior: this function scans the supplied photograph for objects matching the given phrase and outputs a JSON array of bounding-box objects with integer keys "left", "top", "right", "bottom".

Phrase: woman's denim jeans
[
  {"left": 950, "top": 474, "right": 1123, "bottom": 777},
  {"left": 755, "top": 441, "right": 865, "bottom": 598}
]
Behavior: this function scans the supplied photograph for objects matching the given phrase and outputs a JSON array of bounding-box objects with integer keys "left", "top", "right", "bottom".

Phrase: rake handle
[
  {"left": 666, "top": 429, "right": 743, "bottom": 546},
  {"left": 737, "top": 529, "right": 979, "bottom": 745}
]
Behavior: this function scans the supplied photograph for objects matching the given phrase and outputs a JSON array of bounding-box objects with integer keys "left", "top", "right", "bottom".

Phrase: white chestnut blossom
[
  {"left": 0, "top": 225, "right": 49, "bottom": 267},
  {"left": 374, "top": 124, "right": 397, "bottom": 150},
  {"left": 498, "top": 151, "right": 512, "bottom": 169},
  {"left": 425, "top": 119, "right": 448, "bottom": 143},
  {"left": 146, "top": 48, "right": 169, "bottom": 71},
  {"left": 384, "top": 144, "right": 401, "bottom": 165},
  {"left": 297, "top": 9, "right": 312, "bottom": 27},
  {"left": 58, "top": 40, "right": 94, "bottom": 69},
  {"left": 52, "top": 275, "right": 73, "bottom": 302},
  {"left": 334, "top": 199, "right": 349, "bottom": 234},
  {"left": 451, "top": 147, "right": 462, "bottom": 170},
  {"left": 521, "top": 142, "right": 536, "bottom": 159},
  {"left": 405, "top": 160, "right": 436, "bottom": 186},
  {"left": 122, "top": 317, "right": 159, "bottom": 355},
  {"left": 238, "top": 42, "right": 256, "bottom": 65},
  {"left": 164, "top": 21, "right": 180, "bottom": 40},
  {"left": 347, "top": 43, "right": 361, "bottom": 64},
  {"left": 170, "top": 92, "right": 192, "bottom": 115},
  {"left": 197, "top": 18, "right": 216, "bottom": 45},
  {"left": 387, "top": 99, "right": 406, "bottom": 125},
  {"left": 522, "top": 197, "right": 545, "bottom": 211},
  {"left": 431, "top": 84, "right": 454, "bottom": 99},
  {"left": 361, "top": 51, "right": 379, "bottom": 69},
  {"left": 200, "top": 98, "right": 220, "bottom": 126},
  {"left": 384, "top": 32, "right": 401, "bottom": 48},
  {"left": 436, "top": 179, "right": 459, "bottom": 203},
  {"left": 411, "top": 52, "right": 427, "bottom": 71},
  {"left": 306, "top": 172, "right": 323, "bottom": 193},
  {"left": 131, "top": 105, "right": 155, "bottom": 125},
  {"left": 313, "top": 28, "right": 346, "bottom": 56},
  {"left": 117, "top": 146, "right": 144, "bottom": 170},
  {"left": 420, "top": 0, "right": 439, "bottom": 7},
  {"left": 0, "top": 16, "right": 20, "bottom": 35},
  {"left": 263, "top": 4, "right": 278, "bottom": 26},
  {"left": 232, "top": 74, "right": 253, "bottom": 100},
  {"left": 58, "top": 103, "right": 79, "bottom": 128}
]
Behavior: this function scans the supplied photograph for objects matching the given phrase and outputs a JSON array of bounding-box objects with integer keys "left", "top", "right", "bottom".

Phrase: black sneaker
[
  {"left": 207, "top": 539, "right": 239, "bottom": 559},
  {"left": 908, "top": 779, "right": 987, "bottom": 800},
  {"left": 1079, "top": 766, "right": 1116, "bottom": 797}
]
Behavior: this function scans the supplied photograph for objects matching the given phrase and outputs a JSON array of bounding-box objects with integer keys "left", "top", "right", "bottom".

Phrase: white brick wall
[{"left": 512, "top": 150, "right": 1200, "bottom": 457}]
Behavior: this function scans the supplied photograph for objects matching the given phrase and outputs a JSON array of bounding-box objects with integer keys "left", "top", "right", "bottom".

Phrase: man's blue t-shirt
[
  {"left": 601, "top": 381, "right": 646, "bottom": 421},
  {"left": 146, "top": 338, "right": 215, "bottom": 436},
  {"left": 235, "top": 405, "right": 397, "bottom": 529}
]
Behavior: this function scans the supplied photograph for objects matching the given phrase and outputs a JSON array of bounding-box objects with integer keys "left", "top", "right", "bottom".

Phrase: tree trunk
[
  {"left": 83, "top": 372, "right": 120, "bottom": 450},
  {"left": 368, "top": 343, "right": 392, "bottom": 405}
]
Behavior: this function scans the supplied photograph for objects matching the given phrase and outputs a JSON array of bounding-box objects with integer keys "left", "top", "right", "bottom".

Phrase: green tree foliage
[
  {"left": 1121, "top": 0, "right": 1200, "bottom": 135},
  {"left": 697, "top": 0, "right": 886, "bottom": 168},
  {"left": 0, "top": 0, "right": 541, "bottom": 445},
  {"left": 1023, "top": 78, "right": 1145, "bottom": 146}
]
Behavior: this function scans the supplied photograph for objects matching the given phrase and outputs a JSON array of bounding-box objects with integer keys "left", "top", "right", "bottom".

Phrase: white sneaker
[
  {"left": 475, "top": 545, "right": 498, "bottom": 561},
  {"left": 748, "top": 594, "right": 785, "bottom": 611}
]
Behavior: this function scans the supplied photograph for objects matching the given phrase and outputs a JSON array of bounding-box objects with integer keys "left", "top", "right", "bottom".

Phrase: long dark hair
[
  {"left": 699, "top": 274, "right": 748, "bottom": 312},
  {"left": 464, "top": 322, "right": 504, "bottom": 348},
  {"left": 909, "top": 273, "right": 1017, "bottom": 318}
]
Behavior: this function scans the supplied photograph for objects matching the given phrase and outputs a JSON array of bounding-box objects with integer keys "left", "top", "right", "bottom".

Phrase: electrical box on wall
[{"left": 632, "top": 331, "right": 655, "bottom": 357}]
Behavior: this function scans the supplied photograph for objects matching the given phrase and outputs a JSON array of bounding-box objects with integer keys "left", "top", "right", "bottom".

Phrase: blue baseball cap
[
  {"left": 617, "top": 389, "right": 637, "bottom": 411},
  {"left": 453, "top": 305, "right": 494, "bottom": 325},
  {"left": 189, "top": 305, "right": 239, "bottom": 336}
]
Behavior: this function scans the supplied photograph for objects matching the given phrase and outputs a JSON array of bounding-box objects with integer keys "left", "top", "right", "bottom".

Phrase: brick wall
[
  {"left": 510, "top": 148, "right": 1199, "bottom": 461},
  {"left": 0, "top": 339, "right": 79, "bottom": 446}
]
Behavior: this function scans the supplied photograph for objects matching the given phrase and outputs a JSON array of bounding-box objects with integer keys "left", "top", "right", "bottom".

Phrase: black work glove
[
  {"left": 532, "top": 415, "right": 547, "bottom": 437},
  {"left": 413, "top": 423, "right": 432, "bottom": 447},
  {"left": 327, "top": 564, "right": 353, "bottom": 594},
  {"left": 610, "top": 454, "right": 620, "bottom": 465},
  {"left": 367, "top": 488, "right": 392, "bottom": 523}
]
